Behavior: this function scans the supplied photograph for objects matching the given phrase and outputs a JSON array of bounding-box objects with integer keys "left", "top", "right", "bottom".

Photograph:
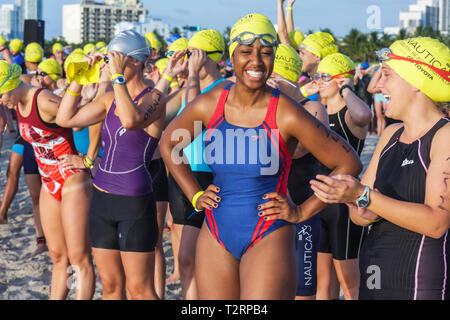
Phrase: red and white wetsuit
[{"left": 16, "top": 88, "right": 85, "bottom": 201}]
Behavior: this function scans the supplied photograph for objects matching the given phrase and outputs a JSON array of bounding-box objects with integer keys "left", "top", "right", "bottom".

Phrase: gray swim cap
[{"left": 107, "top": 29, "right": 150, "bottom": 63}]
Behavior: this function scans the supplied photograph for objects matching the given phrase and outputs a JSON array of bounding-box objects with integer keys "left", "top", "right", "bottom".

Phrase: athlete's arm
[
  {"left": 160, "top": 87, "right": 225, "bottom": 209},
  {"left": 0, "top": 46, "right": 13, "bottom": 64},
  {"left": 293, "top": 100, "right": 329, "bottom": 158},
  {"left": 336, "top": 78, "right": 372, "bottom": 128},
  {"left": 277, "top": 0, "right": 294, "bottom": 47},
  {"left": 312, "top": 123, "right": 450, "bottom": 238},
  {"left": 184, "top": 48, "right": 208, "bottom": 107},
  {"left": 286, "top": 0, "right": 296, "bottom": 34},
  {"left": 367, "top": 67, "right": 382, "bottom": 94},
  {"left": 260, "top": 94, "right": 363, "bottom": 223},
  {"left": 165, "top": 88, "right": 185, "bottom": 125}
]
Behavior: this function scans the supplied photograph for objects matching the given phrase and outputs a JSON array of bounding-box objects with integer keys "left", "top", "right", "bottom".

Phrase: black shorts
[
  {"left": 90, "top": 188, "right": 158, "bottom": 252},
  {"left": 148, "top": 158, "right": 168, "bottom": 202},
  {"left": 23, "top": 140, "right": 39, "bottom": 175},
  {"left": 168, "top": 171, "right": 214, "bottom": 229},
  {"left": 318, "top": 203, "right": 368, "bottom": 260}
]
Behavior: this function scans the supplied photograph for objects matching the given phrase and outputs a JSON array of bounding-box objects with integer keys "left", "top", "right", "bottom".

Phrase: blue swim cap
[
  {"left": 167, "top": 34, "right": 182, "bottom": 45},
  {"left": 361, "top": 62, "right": 370, "bottom": 70}
]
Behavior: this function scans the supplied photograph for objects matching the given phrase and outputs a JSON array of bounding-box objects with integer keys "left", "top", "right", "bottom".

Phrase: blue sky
[{"left": 40, "top": 0, "right": 416, "bottom": 40}]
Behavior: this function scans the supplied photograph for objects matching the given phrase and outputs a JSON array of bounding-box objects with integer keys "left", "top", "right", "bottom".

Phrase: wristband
[
  {"left": 162, "top": 73, "right": 174, "bottom": 82},
  {"left": 66, "top": 88, "right": 81, "bottom": 97},
  {"left": 300, "top": 86, "right": 309, "bottom": 98},
  {"left": 170, "top": 81, "right": 179, "bottom": 88},
  {"left": 111, "top": 73, "right": 124, "bottom": 82},
  {"left": 286, "top": 6, "right": 293, "bottom": 10},
  {"left": 363, "top": 217, "right": 382, "bottom": 224},
  {"left": 339, "top": 84, "right": 353, "bottom": 98},
  {"left": 192, "top": 191, "right": 205, "bottom": 212},
  {"left": 83, "top": 156, "right": 94, "bottom": 169}
]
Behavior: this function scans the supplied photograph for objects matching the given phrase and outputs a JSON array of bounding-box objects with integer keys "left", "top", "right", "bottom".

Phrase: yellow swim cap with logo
[
  {"left": 317, "top": 53, "right": 355, "bottom": 80},
  {"left": 188, "top": 30, "right": 225, "bottom": 64},
  {"left": 288, "top": 30, "right": 304, "bottom": 50},
  {"left": 229, "top": 13, "right": 277, "bottom": 58},
  {"left": 38, "top": 59, "right": 63, "bottom": 81},
  {"left": 9, "top": 39, "right": 23, "bottom": 53},
  {"left": 273, "top": 44, "right": 303, "bottom": 83},
  {"left": 300, "top": 32, "right": 338, "bottom": 59},
  {"left": 0, "top": 61, "right": 22, "bottom": 94},
  {"left": 25, "top": 42, "right": 44, "bottom": 63},
  {"left": 52, "top": 43, "right": 63, "bottom": 55},
  {"left": 0, "top": 36, "right": 5, "bottom": 47},
  {"left": 385, "top": 37, "right": 450, "bottom": 103}
]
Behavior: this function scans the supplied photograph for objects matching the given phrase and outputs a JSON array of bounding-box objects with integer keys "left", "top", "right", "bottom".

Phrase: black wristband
[
  {"left": 339, "top": 85, "right": 353, "bottom": 98},
  {"left": 0, "top": 47, "right": 7, "bottom": 52}
]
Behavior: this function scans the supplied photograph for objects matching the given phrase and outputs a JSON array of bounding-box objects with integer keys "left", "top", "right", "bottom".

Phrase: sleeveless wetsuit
[
  {"left": 16, "top": 88, "right": 83, "bottom": 201},
  {"left": 287, "top": 99, "right": 321, "bottom": 296},
  {"left": 318, "top": 105, "right": 368, "bottom": 260},
  {"left": 204, "top": 83, "right": 293, "bottom": 260},
  {"left": 360, "top": 118, "right": 450, "bottom": 300},
  {"left": 168, "top": 78, "right": 226, "bottom": 228},
  {"left": 90, "top": 87, "right": 160, "bottom": 252}
]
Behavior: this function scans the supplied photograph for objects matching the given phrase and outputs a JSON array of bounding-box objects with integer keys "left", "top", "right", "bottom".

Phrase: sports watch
[
  {"left": 356, "top": 186, "right": 371, "bottom": 208},
  {"left": 112, "top": 75, "right": 126, "bottom": 85},
  {"left": 339, "top": 84, "right": 354, "bottom": 98}
]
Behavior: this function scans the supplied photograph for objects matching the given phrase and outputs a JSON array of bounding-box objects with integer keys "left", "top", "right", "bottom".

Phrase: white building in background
[
  {"left": 399, "top": 0, "right": 440, "bottom": 33},
  {"left": 63, "top": 0, "right": 148, "bottom": 45},
  {"left": 115, "top": 15, "right": 170, "bottom": 40},
  {"left": 0, "top": 4, "right": 20, "bottom": 40},
  {"left": 439, "top": 0, "right": 449, "bottom": 35}
]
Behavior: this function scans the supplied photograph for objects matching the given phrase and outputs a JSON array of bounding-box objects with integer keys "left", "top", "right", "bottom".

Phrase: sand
[{"left": 0, "top": 132, "right": 378, "bottom": 300}]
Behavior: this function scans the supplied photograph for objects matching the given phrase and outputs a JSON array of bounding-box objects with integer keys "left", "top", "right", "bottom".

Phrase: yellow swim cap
[
  {"left": 25, "top": 42, "right": 44, "bottom": 63},
  {"left": 52, "top": 43, "right": 63, "bottom": 55},
  {"left": 229, "top": 13, "right": 277, "bottom": 57},
  {"left": 155, "top": 58, "right": 168, "bottom": 74},
  {"left": 96, "top": 41, "right": 106, "bottom": 49},
  {"left": 9, "top": 39, "right": 23, "bottom": 53},
  {"left": 0, "top": 61, "right": 22, "bottom": 94},
  {"left": 288, "top": 30, "right": 304, "bottom": 50},
  {"left": 300, "top": 32, "right": 338, "bottom": 59},
  {"left": 188, "top": 30, "right": 225, "bottom": 64},
  {"left": 317, "top": 53, "right": 355, "bottom": 80},
  {"left": 273, "top": 44, "right": 303, "bottom": 83},
  {"left": 65, "top": 50, "right": 99, "bottom": 85},
  {"left": 385, "top": 37, "right": 450, "bottom": 103},
  {"left": 38, "top": 59, "right": 63, "bottom": 81},
  {"left": 169, "top": 37, "right": 189, "bottom": 53},
  {"left": 145, "top": 32, "right": 162, "bottom": 50},
  {"left": 83, "top": 43, "right": 95, "bottom": 55},
  {"left": 0, "top": 36, "right": 5, "bottom": 47}
]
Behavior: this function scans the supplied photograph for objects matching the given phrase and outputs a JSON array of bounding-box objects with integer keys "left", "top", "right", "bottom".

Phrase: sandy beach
[{"left": 0, "top": 132, "right": 378, "bottom": 300}]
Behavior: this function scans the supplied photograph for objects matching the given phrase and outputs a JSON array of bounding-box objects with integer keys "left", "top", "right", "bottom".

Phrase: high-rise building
[
  {"left": 115, "top": 15, "right": 170, "bottom": 40},
  {"left": 399, "top": 0, "right": 440, "bottom": 33},
  {"left": 63, "top": 0, "right": 148, "bottom": 44},
  {"left": 15, "top": 0, "right": 43, "bottom": 37},
  {"left": 0, "top": 4, "right": 20, "bottom": 40},
  {"left": 439, "top": 0, "right": 449, "bottom": 35}
]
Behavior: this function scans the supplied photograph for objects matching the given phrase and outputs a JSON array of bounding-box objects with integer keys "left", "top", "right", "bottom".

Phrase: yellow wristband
[
  {"left": 162, "top": 73, "right": 174, "bottom": 82},
  {"left": 192, "top": 191, "right": 205, "bottom": 212},
  {"left": 170, "top": 81, "right": 179, "bottom": 88},
  {"left": 364, "top": 217, "right": 382, "bottom": 224},
  {"left": 111, "top": 73, "right": 124, "bottom": 81},
  {"left": 300, "top": 86, "right": 309, "bottom": 98},
  {"left": 83, "top": 156, "right": 94, "bottom": 169},
  {"left": 66, "top": 88, "right": 81, "bottom": 97},
  {"left": 286, "top": 6, "right": 293, "bottom": 10}
]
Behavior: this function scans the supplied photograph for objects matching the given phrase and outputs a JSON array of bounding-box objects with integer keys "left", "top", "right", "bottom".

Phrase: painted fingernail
[
  {"left": 258, "top": 212, "right": 263, "bottom": 216},
  {"left": 257, "top": 205, "right": 261, "bottom": 210},
  {"left": 216, "top": 197, "right": 221, "bottom": 202}
]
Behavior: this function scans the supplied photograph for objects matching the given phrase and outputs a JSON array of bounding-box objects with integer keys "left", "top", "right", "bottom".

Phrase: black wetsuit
[
  {"left": 318, "top": 106, "right": 368, "bottom": 260},
  {"left": 359, "top": 118, "right": 450, "bottom": 300}
]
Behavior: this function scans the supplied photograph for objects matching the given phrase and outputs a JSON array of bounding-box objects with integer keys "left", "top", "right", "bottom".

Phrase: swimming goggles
[
  {"left": 376, "top": 48, "right": 450, "bottom": 82},
  {"left": 313, "top": 70, "right": 355, "bottom": 82},
  {"left": 166, "top": 49, "right": 223, "bottom": 58},
  {"left": 230, "top": 32, "right": 278, "bottom": 48},
  {"left": 38, "top": 71, "right": 59, "bottom": 77}
]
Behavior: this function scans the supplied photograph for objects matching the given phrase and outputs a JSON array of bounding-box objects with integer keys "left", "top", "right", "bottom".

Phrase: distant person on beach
[
  {"left": 310, "top": 37, "right": 450, "bottom": 300},
  {"left": 160, "top": 13, "right": 362, "bottom": 300},
  {"left": 0, "top": 60, "right": 95, "bottom": 300}
]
